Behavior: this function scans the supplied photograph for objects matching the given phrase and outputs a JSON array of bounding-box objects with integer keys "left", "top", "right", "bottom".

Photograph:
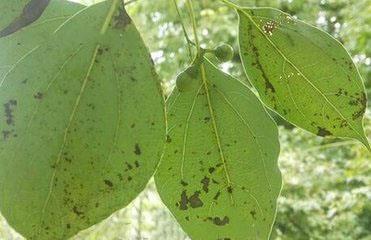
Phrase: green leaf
[
  {"left": 237, "top": 7, "right": 369, "bottom": 148},
  {"left": 0, "top": 1, "right": 165, "bottom": 239},
  {"left": 0, "top": 0, "right": 28, "bottom": 28},
  {"left": 155, "top": 58, "right": 281, "bottom": 240},
  {"left": 0, "top": 0, "right": 51, "bottom": 37}
]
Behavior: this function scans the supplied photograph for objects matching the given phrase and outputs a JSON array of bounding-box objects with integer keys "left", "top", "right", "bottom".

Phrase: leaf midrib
[{"left": 200, "top": 63, "right": 234, "bottom": 202}]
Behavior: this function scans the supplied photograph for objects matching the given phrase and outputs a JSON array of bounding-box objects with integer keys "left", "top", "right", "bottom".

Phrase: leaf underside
[
  {"left": 155, "top": 59, "right": 281, "bottom": 240},
  {"left": 238, "top": 7, "right": 369, "bottom": 148},
  {"left": 0, "top": 0, "right": 51, "bottom": 37},
  {"left": 0, "top": 1, "right": 165, "bottom": 239}
]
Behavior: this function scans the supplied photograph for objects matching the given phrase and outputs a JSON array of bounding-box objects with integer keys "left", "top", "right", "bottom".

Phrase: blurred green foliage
[{"left": 1, "top": 0, "right": 370, "bottom": 239}]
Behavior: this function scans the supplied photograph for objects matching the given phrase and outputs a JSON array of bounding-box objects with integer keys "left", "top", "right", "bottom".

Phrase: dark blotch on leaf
[
  {"left": 113, "top": 5, "right": 132, "bottom": 29},
  {"left": 134, "top": 161, "right": 140, "bottom": 168},
  {"left": 212, "top": 216, "right": 230, "bottom": 226},
  {"left": 177, "top": 190, "right": 203, "bottom": 210},
  {"left": 250, "top": 210, "right": 257, "bottom": 220},
  {"left": 2, "top": 130, "right": 11, "bottom": 140},
  {"left": 201, "top": 177, "right": 210, "bottom": 193},
  {"left": 213, "top": 190, "right": 221, "bottom": 200},
  {"left": 317, "top": 127, "right": 332, "bottom": 137},
  {"left": 134, "top": 143, "right": 141, "bottom": 155},
  {"left": 104, "top": 180, "right": 113, "bottom": 187},
  {"left": 72, "top": 206, "right": 83, "bottom": 216},
  {"left": 178, "top": 190, "right": 188, "bottom": 210},
  {"left": 180, "top": 180, "right": 188, "bottom": 186},
  {"left": 189, "top": 191, "right": 203, "bottom": 208},
  {"left": 34, "top": 92, "right": 43, "bottom": 100},
  {"left": 4, "top": 100, "right": 17, "bottom": 125}
]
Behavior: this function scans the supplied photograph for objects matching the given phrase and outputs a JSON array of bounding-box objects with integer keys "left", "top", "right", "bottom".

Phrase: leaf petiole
[
  {"left": 219, "top": 0, "right": 240, "bottom": 10},
  {"left": 172, "top": 0, "right": 194, "bottom": 60}
]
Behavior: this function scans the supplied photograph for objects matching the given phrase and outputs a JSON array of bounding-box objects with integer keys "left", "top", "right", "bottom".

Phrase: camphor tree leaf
[
  {"left": 236, "top": 6, "right": 370, "bottom": 148},
  {"left": 0, "top": 0, "right": 165, "bottom": 239},
  {"left": 155, "top": 58, "right": 281, "bottom": 240},
  {"left": 0, "top": 0, "right": 51, "bottom": 37}
]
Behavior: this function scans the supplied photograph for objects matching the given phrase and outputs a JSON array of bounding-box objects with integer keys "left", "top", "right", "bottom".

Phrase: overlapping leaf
[
  {"left": 237, "top": 7, "right": 369, "bottom": 148},
  {"left": 0, "top": 0, "right": 51, "bottom": 37},
  {"left": 0, "top": 0, "right": 83, "bottom": 80},
  {"left": 0, "top": 1, "right": 165, "bottom": 239},
  {"left": 155, "top": 58, "right": 281, "bottom": 240}
]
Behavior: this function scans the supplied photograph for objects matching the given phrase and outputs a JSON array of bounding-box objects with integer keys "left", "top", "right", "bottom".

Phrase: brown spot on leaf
[
  {"left": 213, "top": 216, "right": 230, "bottom": 226},
  {"left": 113, "top": 5, "right": 132, "bottom": 29},
  {"left": 251, "top": 46, "right": 275, "bottom": 94},
  {"left": 180, "top": 180, "right": 188, "bottom": 186},
  {"left": 178, "top": 190, "right": 188, "bottom": 210},
  {"left": 104, "top": 180, "right": 113, "bottom": 187},
  {"left": 189, "top": 191, "right": 203, "bottom": 208},
  {"left": 352, "top": 92, "right": 366, "bottom": 120},
  {"left": 4, "top": 100, "right": 17, "bottom": 125},
  {"left": 213, "top": 190, "right": 221, "bottom": 200},
  {"left": 134, "top": 143, "right": 141, "bottom": 155},
  {"left": 207, "top": 216, "right": 230, "bottom": 226},
  {"left": 2, "top": 130, "right": 11, "bottom": 140},
  {"left": 250, "top": 210, "right": 257, "bottom": 220},
  {"left": 201, "top": 177, "right": 210, "bottom": 193},
  {"left": 317, "top": 127, "right": 332, "bottom": 137},
  {"left": 72, "top": 206, "right": 83, "bottom": 216},
  {"left": 34, "top": 92, "right": 43, "bottom": 99},
  {"left": 134, "top": 160, "right": 140, "bottom": 168},
  {"left": 177, "top": 190, "right": 204, "bottom": 210}
]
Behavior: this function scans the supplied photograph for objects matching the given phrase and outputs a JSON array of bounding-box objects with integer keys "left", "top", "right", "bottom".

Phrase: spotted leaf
[
  {"left": 155, "top": 58, "right": 281, "bottom": 240},
  {"left": 237, "top": 7, "right": 369, "bottom": 148},
  {"left": 0, "top": 1, "right": 165, "bottom": 239}
]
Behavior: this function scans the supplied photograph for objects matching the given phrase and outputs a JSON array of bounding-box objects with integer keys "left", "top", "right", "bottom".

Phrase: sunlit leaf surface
[
  {"left": 156, "top": 58, "right": 281, "bottom": 240},
  {"left": 238, "top": 7, "right": 369, "bottom": 148}
]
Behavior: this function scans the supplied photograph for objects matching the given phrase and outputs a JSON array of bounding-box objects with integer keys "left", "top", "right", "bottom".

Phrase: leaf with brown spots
[
  {"left": 0, "top": 1, "right": 165, "bottom": 239},
  {"left": 236, "top": 7, "right": 369, "bottom": 149},
  {"left": 155, "top": 58, "right": 281, "bottom": 240}
]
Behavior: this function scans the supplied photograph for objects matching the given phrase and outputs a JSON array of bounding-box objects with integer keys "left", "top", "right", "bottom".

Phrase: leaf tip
[{"left": 358, "top": 134, "right": 371, "bottom": 152}]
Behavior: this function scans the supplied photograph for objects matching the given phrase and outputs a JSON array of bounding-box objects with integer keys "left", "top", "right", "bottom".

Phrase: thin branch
[
  {"left": 186, "top": 0, "right": 200, "bottom": 55},
  {"left": 172, "top": 0, "right": 193, "bottom": 60}
]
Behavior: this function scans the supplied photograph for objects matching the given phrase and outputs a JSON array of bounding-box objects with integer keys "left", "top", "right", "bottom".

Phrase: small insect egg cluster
[{"left": 263, "top": 21, "right": 277, "bottom": 36}]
